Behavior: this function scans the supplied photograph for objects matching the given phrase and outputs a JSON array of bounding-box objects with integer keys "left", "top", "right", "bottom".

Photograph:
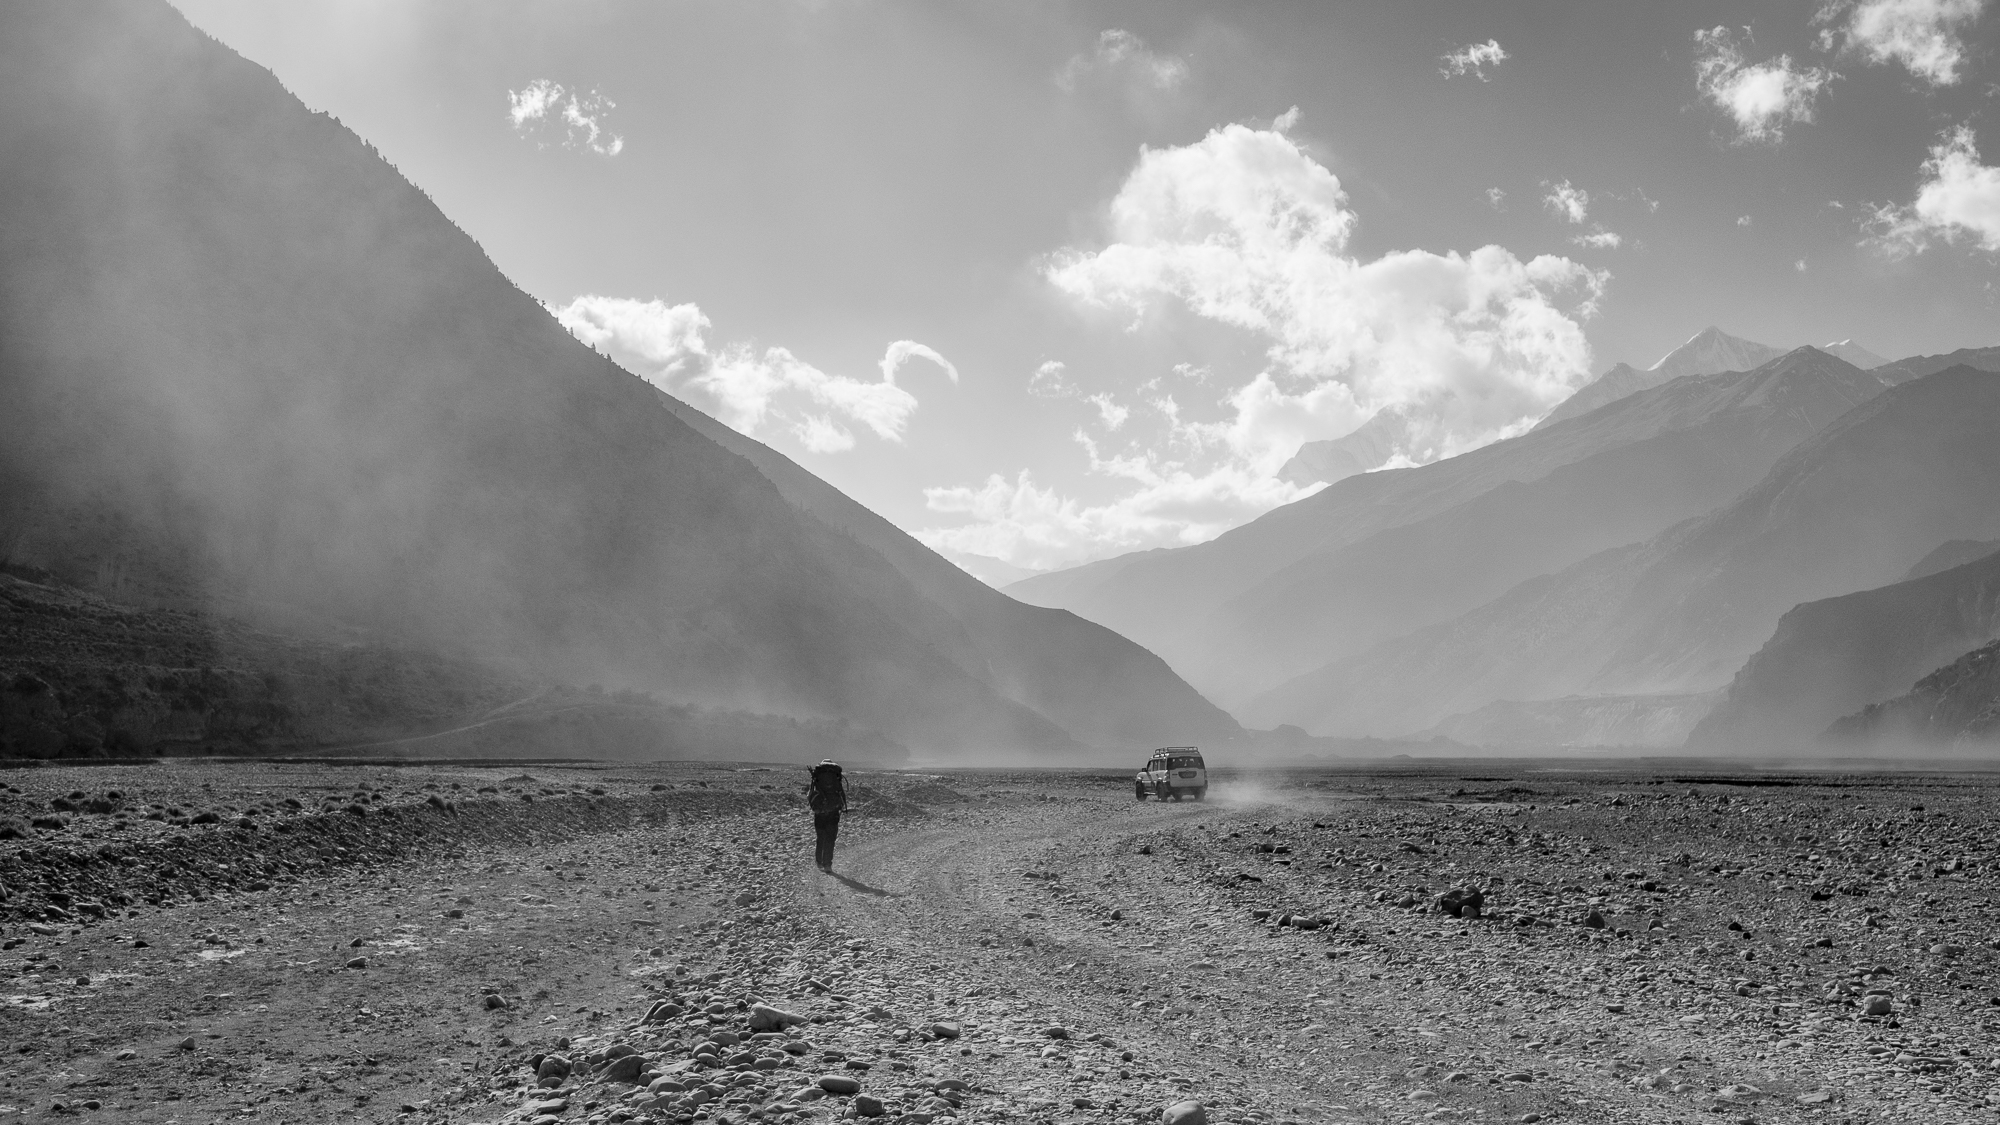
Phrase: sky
[{"left": 171, "top": 0, "right": 2000, "bottom": 573}]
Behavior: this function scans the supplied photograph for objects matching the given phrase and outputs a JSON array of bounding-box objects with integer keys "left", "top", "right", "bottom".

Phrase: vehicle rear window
[{"left": 1169, "top": 756, "right": 1202, "bottom": 770}]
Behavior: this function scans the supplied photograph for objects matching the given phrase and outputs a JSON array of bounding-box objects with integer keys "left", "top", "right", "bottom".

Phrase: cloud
[
  {"left": 1440, "top": 39, "right": 1509, "bottom": 81},
  {"left": 922, "top": 121, "right": 1604, "bottom": 569},
  {"left": 1057, "top": 29, "right": 1189, "bottom": 93},
  {"left": 1693, "top": 26, "right": 1833, "bottom": 144},
  {"left": 1028, "top": 360, "right": 1078, "bottom": 399},
  {"left": 550, "top": 295, "right": 954, "bottom": 450},
  {"left": 1086, "top": 393, "right": 1131, "bottom": 431},
  {"left": 1817, "top": 0, "right": 1987, "bottom": 86},
  {"left": 1737, "top": 214, "right": 1755, "bottom": 226},
  {"left": 1572, "top": 228, "right": 1624, "bottom": 249},
  {"left": 1543, "top": 180, "right": 1591, "bottom": 224},
  {"left": 1866, "top": 125, "right": 2000, "bottom": 253},
  {"left": 1486, "top": 187, "right": 1507, "bottom": 210},
  {"left": 880, "top": 340, "right": 961, "bottom": 386},
  {"left": 507, "top": 79, "right": 624, "bottom": 156}
]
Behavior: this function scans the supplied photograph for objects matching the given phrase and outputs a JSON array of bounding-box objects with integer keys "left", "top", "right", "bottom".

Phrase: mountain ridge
[{"left": 0, "top": 0, "right": 1231, "bottom": 759}]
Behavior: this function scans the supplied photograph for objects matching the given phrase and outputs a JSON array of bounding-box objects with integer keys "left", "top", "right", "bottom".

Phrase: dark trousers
[{"left": 813, "top": 811, "right": 841, "bottom": 870}]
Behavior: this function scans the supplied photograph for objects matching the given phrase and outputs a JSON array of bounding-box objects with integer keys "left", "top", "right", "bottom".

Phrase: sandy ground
[{"left": 4, "top": 760, "right": 2000, "bottom": 1125}]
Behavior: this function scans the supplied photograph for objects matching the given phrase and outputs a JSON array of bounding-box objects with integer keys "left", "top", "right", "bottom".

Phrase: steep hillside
[
  {"left": 1252, "top": 365, "right": 2000, "bottom": 736},
  {"left": 1688, "top": 548, "right": 2000, "bottom": 752},
  {"left": 1187, "top": 349, "right": 1886, "bottom": 705},
  {"left": 0, "top": 0, "right": 1228, "bottom": 759},
  {"left": 1826, "top": 641, "right": 2000, "bottom": 748},
  {"left": 653, "top": 399, "right": 1237, "bottom": 749}
]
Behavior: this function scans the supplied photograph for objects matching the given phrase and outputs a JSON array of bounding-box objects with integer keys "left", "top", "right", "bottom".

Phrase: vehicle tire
[
  {"left": 1171, "top": 790, "right": 1182, "bottom": 802},
  {"left": 1134, "top": 785, "right": 1146, "bottom": 801},
  {"left": 1193, "top": 788, "right": 1206, "bottom": 801}
]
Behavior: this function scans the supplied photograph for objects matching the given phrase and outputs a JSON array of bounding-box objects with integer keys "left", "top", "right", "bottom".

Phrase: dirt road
[{"left": 6, "top": 763, "right": 2000, "bottom": 1124}]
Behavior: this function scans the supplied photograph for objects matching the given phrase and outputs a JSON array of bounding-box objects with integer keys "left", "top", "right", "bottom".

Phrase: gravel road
[{"left": 5, "top": 762, "right": 2000, "bottom": 1125}]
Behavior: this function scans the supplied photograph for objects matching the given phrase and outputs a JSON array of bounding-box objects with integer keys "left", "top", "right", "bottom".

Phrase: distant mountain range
[
  {"left": 1283, "top": 327, "right": 1891, "bottom": 485},
  {"left": 1014, "top": 343, "right": 2000, "bottom": 749},
  {"left": 0, "top": 0, "right": 1233, "bottom": 760},
  {"left": 1247, "top": 362, "right": 2000, "bottom": 738}
]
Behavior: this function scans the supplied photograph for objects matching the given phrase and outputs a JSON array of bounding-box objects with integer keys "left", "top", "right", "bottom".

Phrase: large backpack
[{"left": 807, "top": 763, "right": 845, "bottom": 813}]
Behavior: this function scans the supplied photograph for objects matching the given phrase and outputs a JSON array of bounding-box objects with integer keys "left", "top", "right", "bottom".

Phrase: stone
[
  {"left": 748, "top": 1003, "right": 806, "bottom": 1031},
  {"left": 852, "top": 1094, "right": 886, "bottom": 1117},
  {"left": 930, "top": 1021, "right": 962, "bottom": 1039},
  {"left": 1161, "top": 1100, "right": 1207, "bottom": 1125},
  {"left": 537, "top": 1055, "right": 572, "bottom": 1082},
  {"left": 344, "top": 956, "right": 367, "bottom": 970},
  {"left": 818, "top": 1074, "right": 862, "bottom": 1095},
  {"left": 1860, "top": 994, "right": 1893, "bottom": 1016},
  {"left": 601, "top": 1054, "right": 649, "bottom": 1084}
]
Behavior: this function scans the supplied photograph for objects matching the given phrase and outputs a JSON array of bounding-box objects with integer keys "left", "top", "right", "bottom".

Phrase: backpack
[{"left": 807, "top": 763, "right": 845, "bottom": 813}]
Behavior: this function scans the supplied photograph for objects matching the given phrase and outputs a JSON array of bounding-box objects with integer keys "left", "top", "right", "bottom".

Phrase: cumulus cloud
[
  {"left": 1737, "top": 214, "right": 1755, "bottom": 226},
  {"left": 1817, "top": 0, "right": 1987, "bottom": 86},
  {"left": 1572, "top": 228, "right": 1624, "bottom": 249},
  {"left": 1057, "top": 29, "right": 1189, "bottom": 93},
  {"left": 921, "top": 122, "right": 1604, "bottom": 569},
  {"left": 1693, "top": 26, "right": 1833, "bottom": 144},
  {"left": 1440, "top": 39, "right": 1509, "bottom": 80},
  {"left": 550, "top": 295, "right": 955, "bottom": 451},
  {"left": 1486, "top": 187, "right": 1507, "bottom": 210},
  {"left": 1866, "top": 126, "right": 2000, "bottom": 253},
  {"left": 1543, "top": 180, "right": 1591, "bottom": 224},
  {"left": 507, "top": 79, "right": 624, "bottom": 156}
]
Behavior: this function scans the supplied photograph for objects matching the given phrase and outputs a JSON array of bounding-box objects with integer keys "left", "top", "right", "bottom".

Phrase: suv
[{"left": 1134, "top": 747, "right": 1207, "bottom": 801}]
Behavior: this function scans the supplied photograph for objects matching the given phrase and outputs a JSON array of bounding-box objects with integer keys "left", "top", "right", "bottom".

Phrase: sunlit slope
[
  {"left": 1252, "top": 365, "right": 2000, "bottom": 737},
  {"left": 0, "top": 0, "right": 1228, "bottom": 757}
]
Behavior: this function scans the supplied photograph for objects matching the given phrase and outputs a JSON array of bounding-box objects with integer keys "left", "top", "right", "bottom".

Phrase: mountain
[
  {"left": 1196, "top": 348, "right": 1891, "bottom": 707},
  {"left": 1822, "top": 340, "right": 1888, "bottom": 370},
  {"left": 1826, "top": 640, "right": 2000, "bottom": 748},
  {"left": 1532, "top": 327, "right": 1783, "bottom": 433},
  {"left": 651, "top": 399, "right": 1234, "bottom": 750},
  {"left": 1646, "top": 326, "right": 1785, "bottom": 382},
  {"left": 0, "top": 0, "right": 1233, "bottom": 759},
  {"left": 1276, "top": 409, "right": 1408, "bottom": 487},
  {"left": 934, "top": 548, "right": 1044, "bottom": 589},
  {"left": 1249, "top": 363, "right": 2000, "bottom": 737},
  {"left": 1531, "top": 363, "right": 1665, "bottom": 431},
  {"left": 1687, "top": 545, "right": 2000, "bottom": 752},
  {"left": 1017, "top": 346, "right": 1894, "bottom": 711},
  {"left": 1902, "top": 539, "right": 2000, "bottom": 582}
]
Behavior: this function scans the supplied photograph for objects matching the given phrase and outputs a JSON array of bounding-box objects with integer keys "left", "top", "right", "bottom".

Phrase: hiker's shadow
[{"left": 830, "top": 872, "right": 904, "bottom": 898}]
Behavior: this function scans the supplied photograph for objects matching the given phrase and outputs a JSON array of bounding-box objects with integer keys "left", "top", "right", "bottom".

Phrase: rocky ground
[{"left": 5, "top": 760, "right": 2000, "bottom": 1124}]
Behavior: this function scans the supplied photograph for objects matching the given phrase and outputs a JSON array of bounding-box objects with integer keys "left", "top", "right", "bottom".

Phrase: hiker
[{"left": 806, "top": 758, "right": 847, "bottom": 872}]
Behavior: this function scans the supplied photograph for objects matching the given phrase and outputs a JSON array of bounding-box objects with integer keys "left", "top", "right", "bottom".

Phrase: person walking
[{"left": 806, "top": 758, "right": 847, "bottom": 872}]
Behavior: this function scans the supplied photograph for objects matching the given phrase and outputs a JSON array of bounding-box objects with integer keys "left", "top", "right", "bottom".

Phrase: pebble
[{"left": 1161, "top": 1100, "right": 1207, "bottom": 1125}]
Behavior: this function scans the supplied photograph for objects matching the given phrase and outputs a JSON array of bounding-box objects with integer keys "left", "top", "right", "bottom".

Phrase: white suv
[{"left": 1134, "top": 747, "right": 1207, "bottom": 801}]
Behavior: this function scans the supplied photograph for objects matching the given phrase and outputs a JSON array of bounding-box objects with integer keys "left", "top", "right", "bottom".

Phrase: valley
[{"left": 8, "top": 761, "right": 2000, "bottom": 1124}]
